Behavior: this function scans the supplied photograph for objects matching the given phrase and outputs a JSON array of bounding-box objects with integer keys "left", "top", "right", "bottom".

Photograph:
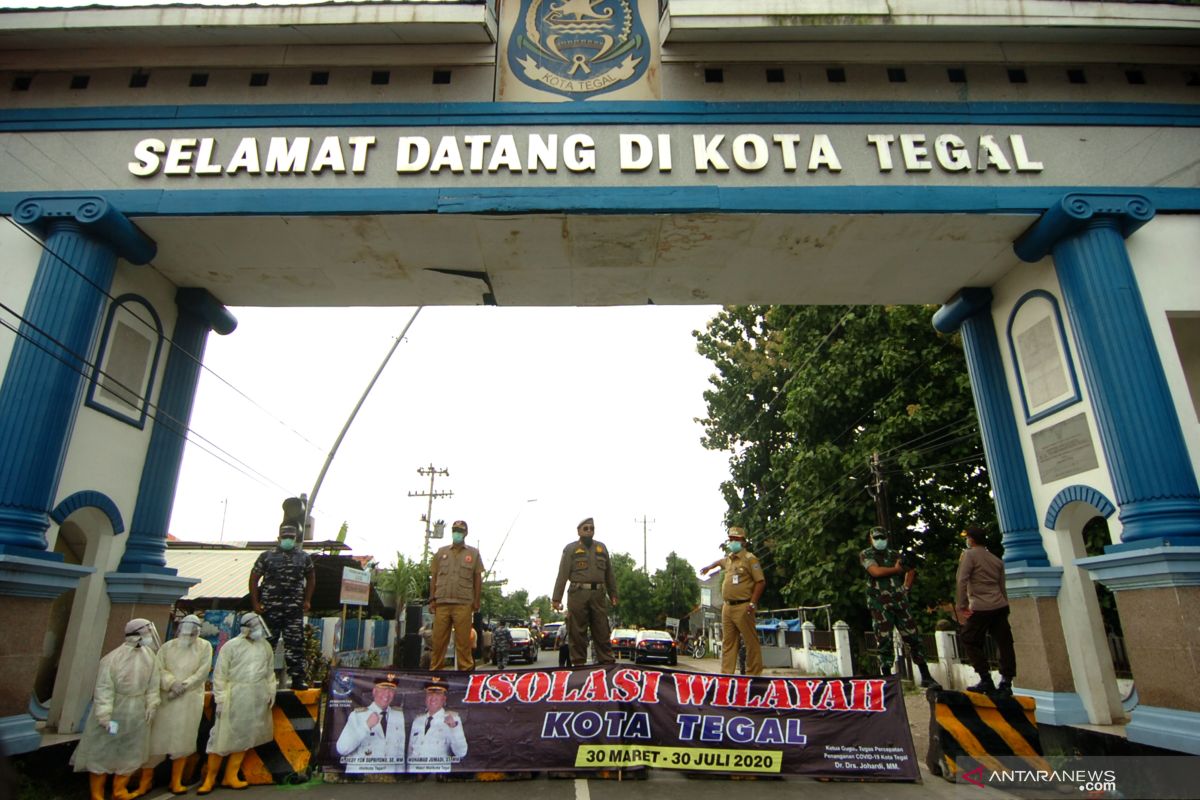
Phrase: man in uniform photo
[
  {"left": 552, "top": 517, "right": 618, "bottom": 667},
  {"left": 700, "top": 526, "right": 765, "bottom": 675},
  {"left": 429, "top": 520, "right": 484, "bottom": 671},
  {"left": 335, "top": 675, "right": 406, "bottom": 773},
  {"left": 406, "top": 677, "right": 468, "bottom": 773},
  {"left": 249, "top": 524, "right": 315, "bottom": 690}
]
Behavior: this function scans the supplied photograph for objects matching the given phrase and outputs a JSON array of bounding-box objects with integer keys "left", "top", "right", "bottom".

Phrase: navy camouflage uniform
[
  {"left": 859, "top": 545, "right": 930, "bottom": 674},
  {"left": 251, "top": 547, "right": 314, "bottom": 685},
  {"left": 491, "top": 625, "right": 513, "bottom": 670}
]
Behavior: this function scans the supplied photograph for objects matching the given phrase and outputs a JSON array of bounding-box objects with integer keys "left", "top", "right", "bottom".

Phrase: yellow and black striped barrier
[
  {"left": 926, "top": 689, "right": 1052, "bottom": 781},
  {"left": 198, "top": 688, "right": 321, "bottom": 785}
]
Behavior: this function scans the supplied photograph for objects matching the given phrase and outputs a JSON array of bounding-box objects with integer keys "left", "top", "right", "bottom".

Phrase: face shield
[
  {"left": 240, "top": 612, "right": 272, "bottom": 642},
  {"left": 177, "top": 614, "right": 202, "bottom": 639},
  {"left": 124, "top": 618, "right": 161, "bottom": 651}
]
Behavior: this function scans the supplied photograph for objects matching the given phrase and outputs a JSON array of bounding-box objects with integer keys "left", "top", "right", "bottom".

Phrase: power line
[
  {"left": 0, "top": 305, "right": 290, "bottom": 493},
  {"left": 5, "top": 216, "right": 326, "bottom": 454}
]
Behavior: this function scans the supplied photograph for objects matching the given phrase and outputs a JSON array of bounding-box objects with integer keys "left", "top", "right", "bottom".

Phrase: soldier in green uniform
[
  {"left": 552, "top": 517, "right": 618, "bottom": 666},
  {"left": 700, "top": 527, "right": 765, "bottom": 675},
  {"left": 429, "top": 520, "right": 483, "bottom": 671},
  {"left": 859, "top": 526, "right": 939, "bottom": 688}
]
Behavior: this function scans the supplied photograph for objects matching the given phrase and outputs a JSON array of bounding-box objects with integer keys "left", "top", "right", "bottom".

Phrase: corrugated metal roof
[{"left": 167, "top": 548, "right": 260, "bottom": 600}]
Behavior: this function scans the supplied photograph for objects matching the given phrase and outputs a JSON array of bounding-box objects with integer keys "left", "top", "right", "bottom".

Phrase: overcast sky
[{"left": 167, "top": 305, "right": 735, "bottom": 597}]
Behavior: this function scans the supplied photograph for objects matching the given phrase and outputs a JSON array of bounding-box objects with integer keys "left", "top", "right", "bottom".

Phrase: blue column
[
  {"left": 0, "top": 197, "right": 155, "bottom": 560},
  {"left": 933, "top": 288, "right": 1049, "bottom": 566},
  {"left": 118, "top": 289, "right": 236, "bottom": 573},
  {"left": 1015, "top": 193, "right": 1200, "bottom": 549}
]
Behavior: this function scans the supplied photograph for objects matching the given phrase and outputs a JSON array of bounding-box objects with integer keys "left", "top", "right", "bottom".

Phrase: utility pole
[
  {"left": 868, "top": 451, "right": 892, "bottom": 533},
  {"left": 634, "top": 515, "right": 655, "bottom": 573},
  {"left": 408, "top": 464, "right": 452, "bottom": 563}
]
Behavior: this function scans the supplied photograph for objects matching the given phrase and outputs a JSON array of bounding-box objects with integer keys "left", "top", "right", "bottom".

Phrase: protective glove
[
  {"left": 97, "top": 714, "right": 111, "bottom": 729},
  {"left": 168, "top": 681, "right": 185, "bottom": 700},
  {"left": 215, "top": 703, "right": 223, "bottom": 717},
  {"left": 267, "top": 691, "right": 276, "bottom": 709},
  {"left": 144, "top": 707, "right": 156, "bottom": 724}
]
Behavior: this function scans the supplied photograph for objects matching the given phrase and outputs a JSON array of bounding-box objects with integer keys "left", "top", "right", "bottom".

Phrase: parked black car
[
  {"left": 633, "top": 630, "right": 677, "bottom": 665},
  {"left": 510, "top": 627, "right": 540, "bottom": 664},
  {"left": 610, "top": 628, "right": 637, "bottom": 659},
  {"left": 540, "top": 622, "right": 564, "bottom": 650}
]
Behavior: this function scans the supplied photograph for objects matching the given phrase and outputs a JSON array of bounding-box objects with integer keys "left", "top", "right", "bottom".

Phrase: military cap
[
  {"left": 374, "top": 674, "right": 399, "bottom": 689},
  {"left": 424, "top": 676, "right": 448, "bottom": 694},
  {"left": 451, "top": 520, "right": 468, "bottom": 532},
  {"left": 727, "top": 526, "right": 747, "bottom": 541},
  {"left": 577, "top": 517, "right": 594, "bottom": 529},
  {"left": 279, "top": 525, "right": 299, "bottom": 537}
]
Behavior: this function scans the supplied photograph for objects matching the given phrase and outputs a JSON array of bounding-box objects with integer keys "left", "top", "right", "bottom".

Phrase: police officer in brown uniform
[
  {"left": 552, "top": 517, "right": 619, "bottom": 666},
  {"left": 700, "top": 526, "right": 765, "bottom": 675},
  {"left": 429, "top": 520, "right": 483, "bottom": 671}
]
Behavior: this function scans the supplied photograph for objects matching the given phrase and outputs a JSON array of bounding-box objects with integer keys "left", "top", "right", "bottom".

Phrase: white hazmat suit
[
  {"left": 206, "top": 623, "right": 276, "bottom": 755},
  {"left": 71, "top": 621, "right": 161, "bottom": 790},
  {"left": 197, "top": 613, "right": 277, "bottom": 794},
  {"left": 150, "top": 622, "right": 213, "bottom": 759}
]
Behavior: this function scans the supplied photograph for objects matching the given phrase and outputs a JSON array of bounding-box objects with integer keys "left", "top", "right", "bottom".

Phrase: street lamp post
[{"left": 486, "top": 498, "right": 538, "bottom": 579}]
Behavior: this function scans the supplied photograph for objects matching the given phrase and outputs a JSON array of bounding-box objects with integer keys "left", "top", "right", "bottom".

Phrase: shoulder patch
[{"left": 595, "top": 545, "right": 604, "bottom": 554}]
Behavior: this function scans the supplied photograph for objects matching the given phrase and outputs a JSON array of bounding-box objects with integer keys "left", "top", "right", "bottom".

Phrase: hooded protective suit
[
  {"left": 71, "top": 626, "right": 162, "bottom": 774},
  {"left": 149, "top": 621, "right": 213, "bottom": 759},
  {"left": 205, "top": 617, "right": 276, "bottom": 756}
]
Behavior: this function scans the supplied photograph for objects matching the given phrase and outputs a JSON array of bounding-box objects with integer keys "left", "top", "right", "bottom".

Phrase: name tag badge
[{"left": 732, "top": 575, "right": 740, "bottom": 585}]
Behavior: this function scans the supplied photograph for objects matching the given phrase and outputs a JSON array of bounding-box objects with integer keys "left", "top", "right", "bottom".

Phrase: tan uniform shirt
[
  {"left": 956, "top": 545, "right": 1008, "bottom": 611},
  {"left": 552, "top": 539, "right": 617, "bottom": 602},
  {"left": 431, "top": 544, "right": 483, "bottom": 604},
  {"left": 721, "top": 550, "right": 764, "bottom": 602}
]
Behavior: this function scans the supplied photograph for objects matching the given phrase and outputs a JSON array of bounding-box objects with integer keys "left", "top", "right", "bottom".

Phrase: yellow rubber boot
[
  {"left": 168, "top": 758, "right": 188, "bottom": 794},
  {"left": 221, "top": 751, "right": 249, "bottom": 790},
  {"left": 196, "top": 754, "right": 223, "bottom": 795},
  {"left": 127, "top": 767, "right": 154, "bottom": 799},
  {"left": 88, "top": 773, "right": 107, "bottom": 800},
  {"left": 111, "top": 773, "right": 134, "bottom": 800}
]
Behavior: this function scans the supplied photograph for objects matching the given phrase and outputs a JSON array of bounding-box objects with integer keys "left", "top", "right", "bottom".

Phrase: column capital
[
  {"left": 932, "top": 287, "right": 992, "bottom": 334},
  {"left": 1014, "top": 193, "right": 1154, "bottom": 263},
  {"left": 12, "top": 195, "right": 156, "bottom": 265},
  {"left": 176, "top": 288, "right": 238, "bottom": 336}
]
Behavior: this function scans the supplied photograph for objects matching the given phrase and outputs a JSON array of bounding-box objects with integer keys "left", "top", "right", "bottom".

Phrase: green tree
[
  {"left": 651, "top": 552, "right": 701, "bottom": 622},
  {"left": 611, "top": 552, "right": 655, "bottom": 628},
  {"left": 336, "top": 521, "right": 349, "bottom": 544},
  {"left": 530, "top": 594, "right": 562, "bottom": 623},
  {"left": 374, "top": 552, "right": 426, "bottom": 607},
  {"left": 479, "top": 582, "right": 505, "bottom": 620},
  {"left": 500, "top": 588, "right": 531, "bottom": 621},
  {"left": 695, "top": 304, "right": 997, "bottom": 634}
]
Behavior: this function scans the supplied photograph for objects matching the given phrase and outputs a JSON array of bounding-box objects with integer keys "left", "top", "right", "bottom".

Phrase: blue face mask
[
  {"left": 872, "top": 538, "right": 888, "bottom": 551},
  {"left": 452, "top": 531, "right": 466, "bottom": 545},
  {"left": 279, "top": 537, "right": 296, "bottom": 552},
  {"left": 728, "top": 541, "right": 743, "bottom": 554}
]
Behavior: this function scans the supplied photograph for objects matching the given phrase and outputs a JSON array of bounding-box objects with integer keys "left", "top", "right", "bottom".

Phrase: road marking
[{"left": 575, "top": 777, "right": 591, "bottom": 800}]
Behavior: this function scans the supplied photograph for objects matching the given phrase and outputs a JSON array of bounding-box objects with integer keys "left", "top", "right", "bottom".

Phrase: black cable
[
  {"left": 4, "top": 216, "right": 326, "bottom": 453},
  {"left": 0, "top": 301, "right": 291, "bottom": 492}
]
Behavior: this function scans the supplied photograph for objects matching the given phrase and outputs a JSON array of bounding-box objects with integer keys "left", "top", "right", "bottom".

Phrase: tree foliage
[
  {"left": 374, "top": 552, "right": 426, "bottom": 608},
  {"left": 695, "top": 305, "right": 998, "bottom": 633},
  {"left": 652, "top": 552, "right": 701, "bottom": 621},
  {"left": 611, "top": 552, "right": 656, "bottom": 628}
]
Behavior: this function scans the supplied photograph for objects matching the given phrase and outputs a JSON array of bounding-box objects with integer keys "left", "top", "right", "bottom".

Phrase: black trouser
[
  {"left": 960, "top": 605, "right": 1016, "bottom": 681},
  {"left": 558, "top": 643, "right": 570, "bottom": 668}
]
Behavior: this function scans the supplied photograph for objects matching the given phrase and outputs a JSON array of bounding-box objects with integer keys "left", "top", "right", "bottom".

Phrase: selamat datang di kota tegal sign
[{"left": 318, "top": 665, "right": 918, "bottom": 778}]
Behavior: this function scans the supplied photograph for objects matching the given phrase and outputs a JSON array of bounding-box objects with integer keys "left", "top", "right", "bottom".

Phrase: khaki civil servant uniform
[
  {"left": 720, "top": 550, "right": 764, "bottom": 675},
  {"left": 430, "top": 543, "right": 483, "bottom": 671},
  {"left": 553, "top": 539, "right": 616, "bottom": 666}
]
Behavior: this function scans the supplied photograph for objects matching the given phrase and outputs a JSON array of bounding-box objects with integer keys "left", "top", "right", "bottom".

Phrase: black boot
[
  {"left": 966, "top": 676, "right": 996, "bottom": 694},
  {"left": 916, "top": 662, "right": 941, "bottom": 690},
  {"left": 996, "top": 678, "right": 1013, "bottom": 696}
]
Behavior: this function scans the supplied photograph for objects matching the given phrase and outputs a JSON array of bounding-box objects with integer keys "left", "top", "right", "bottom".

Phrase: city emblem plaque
[{"left": 507, "top": 0, "right": 651, "bottom": 100}]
